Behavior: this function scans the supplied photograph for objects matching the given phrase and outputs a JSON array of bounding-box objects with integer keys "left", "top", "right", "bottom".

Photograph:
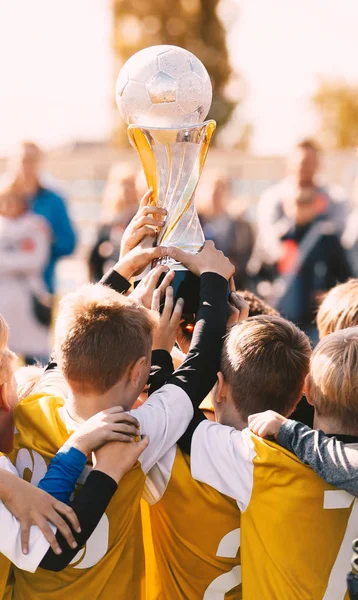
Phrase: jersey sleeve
[
  {"left": 130, "top": 384, "right": 193, "bottom": 474},
  {"left": 37, "top": 446, "right": 87, "bottom": 503},
  {"left": 190, "top": 421, "right": 256, "bottom": 511},
  {"left": 278, "top": 420, "right": 358, "bottom": 497},
  {"left": 0, "top": 457, "right": 52, "bottom": 572}
]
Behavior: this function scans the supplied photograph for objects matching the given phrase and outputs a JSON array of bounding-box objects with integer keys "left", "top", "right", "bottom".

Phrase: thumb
[
  {"left": 135, "top": 435, "right": 149, "bottom": 456},
  {"left": 167, "top": 246, "right": 195, "bottom": 269},
  {"left": 146, "top": 246, "right": 168, "bottom": 260},
  {"left": 139, "top": 189, "right": 152, "bottom": 208}
]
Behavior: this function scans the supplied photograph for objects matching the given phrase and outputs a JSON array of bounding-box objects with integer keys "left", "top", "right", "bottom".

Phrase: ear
[
  {"left": 0, "top": 383, "right": 11, "bottom": 412},
  {"left": 303, "top": 374, "right": 314, "bottom": 406},
  {"left": 212, "top": 372, "right": 228, "bottom": 405},
  {"left": 128, "top": 356, "right": 148, "bottom": 387}
]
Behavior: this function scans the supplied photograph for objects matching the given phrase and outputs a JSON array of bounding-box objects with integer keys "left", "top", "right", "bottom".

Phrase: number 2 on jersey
[{"left": 204, "top": 528, "right": 241, "bottom": 599}]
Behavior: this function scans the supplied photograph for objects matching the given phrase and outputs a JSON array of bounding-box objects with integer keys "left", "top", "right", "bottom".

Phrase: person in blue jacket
[{"left": 8, "top": 141, "right": 76, "bottom": 293}]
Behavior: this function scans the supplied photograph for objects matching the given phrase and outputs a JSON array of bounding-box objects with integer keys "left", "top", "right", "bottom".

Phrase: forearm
[
  {"left": 278, "top": 421, "right": 358, "bottom": 497},
  {"left": 100, "top": 268, "right": 131, "bottom": 294},
  {"left": 148, "top": 350, "right": 175, "bottom": 395},
  {"left": 167, "top": 272, "right": 228, "bottom": 406},
  {"left": 40, "top": 471, "right": 117, "bottom": 571},
  {"left": 38, "top": 447, "right": 87, "bottom": 503}
]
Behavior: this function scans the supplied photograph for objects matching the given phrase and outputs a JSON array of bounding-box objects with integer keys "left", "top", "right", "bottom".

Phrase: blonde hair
[
  {"left": 55, "top": 284, "right": 156, "bottom": 395},
  {"left": 309, "top": 327, "right": 358, "bottom": 429},
  {"left": 16, "top": 366, "right": 42, "bottom": 400},
  {"left": 0, "top": 315, "right": 16, "bottom": 385},
  {"left": 221, "top": 315, "right": 311, "bottom": 419},
  {"left": 317, "top": 279, "right": 358, "bottom": 339}
]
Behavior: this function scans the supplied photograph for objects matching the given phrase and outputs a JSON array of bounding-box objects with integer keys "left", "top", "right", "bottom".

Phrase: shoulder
[{"left": 14, "top": 393, "right": 64, "bottom": 427}]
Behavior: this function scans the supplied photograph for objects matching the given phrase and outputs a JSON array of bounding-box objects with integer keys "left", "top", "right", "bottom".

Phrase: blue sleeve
[
  {"left": 38, "top": 446, "right": 87, "bottom": 503},
  {"left": 50, "top": 194, "right": 77, "bottom": 259}
]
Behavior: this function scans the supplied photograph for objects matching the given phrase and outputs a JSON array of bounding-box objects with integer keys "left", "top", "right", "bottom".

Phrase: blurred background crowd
[{"left": 0, "top": 0, "right": 358, "bottom": 362}]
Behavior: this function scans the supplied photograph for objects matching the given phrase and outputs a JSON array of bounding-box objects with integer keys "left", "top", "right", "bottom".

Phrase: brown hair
[
  {"left": 316, "top": 279, "right": 358, "bottom": 339},
  {"left": 237, "top": 290, "right": 279, "bottom": 318},
  {"left": 309, "top": 327, "right": 358, "bottom": 431},
  {"left": 55, "top": 284, "right": 156, "bottom": 395},
  {"left": 221, "top": 315, "right": 311, "bottom": 419}
]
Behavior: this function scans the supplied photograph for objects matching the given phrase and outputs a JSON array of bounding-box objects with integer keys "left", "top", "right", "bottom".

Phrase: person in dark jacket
[{"left": 274, "top": 185, "right": 352, "bottom": 341}]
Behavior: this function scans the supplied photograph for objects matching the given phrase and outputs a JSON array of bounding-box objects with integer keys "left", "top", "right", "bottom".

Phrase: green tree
[
  {"left": 112, "top": 0, "right": 238, "bottom": 145},
  {"left": 312, "top": 81, "right": 358, "bottom": 149}
]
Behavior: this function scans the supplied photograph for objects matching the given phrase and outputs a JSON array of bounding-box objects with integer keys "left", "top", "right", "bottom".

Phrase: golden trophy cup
[{"left": 116, "top": 45, "right": 216, "bottom": 319}]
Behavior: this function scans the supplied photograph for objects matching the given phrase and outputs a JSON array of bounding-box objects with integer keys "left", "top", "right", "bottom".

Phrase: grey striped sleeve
[{"left": 278, "top": 420, "right": 358, "bottom": 497}]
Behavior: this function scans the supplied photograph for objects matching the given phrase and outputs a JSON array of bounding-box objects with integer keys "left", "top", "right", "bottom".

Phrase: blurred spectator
[
  {"left": 268, "top": 186, "right": 352, "bottom": 342},
  {"left": 256, "top": 139, "right": 348, "bottom": 266},
  {"left": 6, "top": 141, "right": 76, "bottom": 294},
  {"left": 196, "top": 172, "right": 254, "bottom": 289},
  {"left": 88, "top": 164, "right": 139, "bottom": 281},
  {"left": 0, "top": 184, "right": 50, "bottom": 362},
  {"left": 342, "top": 174, "right": 358, "bottom": 276}
]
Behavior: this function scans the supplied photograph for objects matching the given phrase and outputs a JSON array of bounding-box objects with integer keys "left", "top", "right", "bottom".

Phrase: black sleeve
[
  {"left": 39, "top": 470, "right": 117, "bottom": 572},
  {"left": 100, "top": 268, "right": 131, "bottom": 293},
  {"left": 148, "top": 350, "right": 175, "bottom": 395},
  {"left": 162, "top": 273, "right": 228, "bottom": 454}
]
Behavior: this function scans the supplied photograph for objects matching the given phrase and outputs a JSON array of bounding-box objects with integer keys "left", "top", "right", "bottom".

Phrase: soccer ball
[{"left": 116, "top": 45, "right": 212, "bottom": 128}]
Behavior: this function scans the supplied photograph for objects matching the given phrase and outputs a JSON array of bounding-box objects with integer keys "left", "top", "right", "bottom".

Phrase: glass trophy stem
[{"left": 128, "top": 120, "right": 216, "bottom": 270}]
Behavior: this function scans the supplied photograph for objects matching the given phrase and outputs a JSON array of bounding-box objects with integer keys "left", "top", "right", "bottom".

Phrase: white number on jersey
[
  {"left": 204, "top": 528, "right": 241, "bottom": 599},
  {"left": 16, "top": 448, "right": 109, "bottom": 569},
  {"left": 323, "top": 491, "right": 358, "bottom": 599}
]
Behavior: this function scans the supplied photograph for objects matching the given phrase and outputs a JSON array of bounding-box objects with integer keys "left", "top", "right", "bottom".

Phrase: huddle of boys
[{"left": 0, "top": 189, "right": 357, "bottom": 599}]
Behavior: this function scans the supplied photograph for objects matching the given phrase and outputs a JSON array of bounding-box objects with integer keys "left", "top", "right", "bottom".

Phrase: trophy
[{"left": 116, "top": 45, "right": 216, "bottom": 320}]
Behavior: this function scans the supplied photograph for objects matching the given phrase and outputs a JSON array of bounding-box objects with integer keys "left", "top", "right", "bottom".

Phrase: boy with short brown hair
[{"left": 191, "top": 316, "right": 358, "bottom": 598}]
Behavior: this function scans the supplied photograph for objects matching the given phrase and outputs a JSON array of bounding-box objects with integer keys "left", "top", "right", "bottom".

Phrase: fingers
[
  {"left": 230, "top": 293, "right": 250, "bottom": 322},
  {"left": 170, "top": 297, "right": 184, "bottom": 329},
  {"left": 166, "top": 246, "right": 193, "bottom": 269},
  {"left": 139, "top": 189, "right": 152, "bottom": 208},
  {"left": 151, "top": 289, "right": 161, "bottom": 312},
  {"left": 229, "top": 277, "right": 236, "bottom": 294},
  {"left": 135, "top": 215, "right": 165, "bottom": 229},
  {"left": 54, "top": 502, "right": 81, "bottom": 534},
  {"left": 111, "top": 412, "right": 139, "bottom": 427},
  {"left": 147, "top": 246, "right": 168, "bottom": 261},
  {"left": 107, "top": 432, "right": 137, "bottom": 442},
  {"left": 35, "top": 517, "right": 64, "bottom": 554},
  {"left": 47, "top": 510, "right": 77, "bottom": 549},
  {"left": 141, "top": 206, "right": 166, "bottom": 218},
  {"left": 131, "top": 225, "right": 157, "bottom": 241},
  {"left": 111, "top": 423, "right": 139, "bottom": 436},
  {"left": 162, "top": 286, "right": 174, "bottom": 322},
  {"left": 157, "top": 269, "right": 175, "bottom": 294},
  {"left": 20, "top": 521, "right": 30, "bottom": 555},
  {"left": 135, "top": 435, "right": 150, "bottom": 455}
]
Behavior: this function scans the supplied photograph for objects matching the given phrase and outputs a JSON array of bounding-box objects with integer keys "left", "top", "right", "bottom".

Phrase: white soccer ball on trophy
[{"left": 116, "top": 45, "right": 212, "bottom": 128}]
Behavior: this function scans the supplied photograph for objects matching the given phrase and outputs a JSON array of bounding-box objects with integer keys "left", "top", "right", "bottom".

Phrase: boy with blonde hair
[
  {"left": 249, "top": 327, "right": 358, "bottom": 498},
  {"left": 317, "top": 279, "right": 358, "bottom": 338}
]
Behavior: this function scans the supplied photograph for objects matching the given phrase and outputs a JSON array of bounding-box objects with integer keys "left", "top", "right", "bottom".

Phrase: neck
[
  {"left": 218, "top": 406, "right": 248, "bottom": 431},
  {"left": 313, "top": 413, "right": 356, "bottom": 436},
  {"left": 65, "top": 383, "right": 133, "bottom": 423}
]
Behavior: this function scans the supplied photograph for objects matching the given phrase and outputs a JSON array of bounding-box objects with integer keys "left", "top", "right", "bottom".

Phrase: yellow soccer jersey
[
  {"left": 145, "top": 445, "right": 241, "bottom": 599},
  {"left": 191, "top": 422, "right": 358, "bottom": 600},
  {"left": 11, "top": 384, "right": 193, "bottom": 600},
  {"left": 0, "top": 555, "right": 10, "bottom": 600}
]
